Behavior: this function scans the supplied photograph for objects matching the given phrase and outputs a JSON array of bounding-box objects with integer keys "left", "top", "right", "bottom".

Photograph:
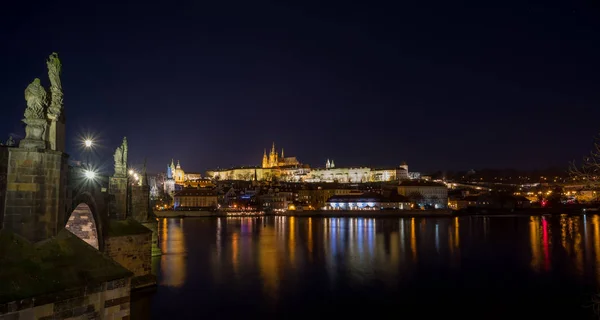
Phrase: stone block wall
[
  {"left": 131, "top": 185, "right": 150, "bottom": 222},
  {"left": 64, "top": 203, "right": 99, "bottom": 249},
  {"left": 105, "top": 233, "right": 152, "bottom": 278},
  {"left": 142, "top": 221, "right": 162, "bottom": 256},
  {"left": 0, "top": 147, "right": 9, "bottom": 230},
  {"left": 3, "top": 148, "right": 68, "bottom": 242},
  {"left": 109, "top": 177, "right": 127, "bottom": 220},
  {"left": 0, "top": 278, "right": 131, "bottom": 320}
]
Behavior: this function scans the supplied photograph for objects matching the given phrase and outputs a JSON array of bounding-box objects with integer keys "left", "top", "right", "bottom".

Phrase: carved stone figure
[
  {"left": 20, "top": 78, "right": 49, "bottom": 149},
  {"left": 46, "top": 52, "right": 65, "bottom": 151},
  {"left": 114, "top": 146, "right": 125, "bottom": 177},
  {"left": 6, "top": 136, "right": 15, "bottom": 146},
  {"left": 113, "top": 137, "right": 128, "bottom": 177},
  {"left": 46, "top": 52, "right": 63, "bottom": 118},
  {"left": 24, "top": 79, "right": 47, "bottom": 119},
  {"left": 122, "top": 137, "right": 128, "bottom": 166}
]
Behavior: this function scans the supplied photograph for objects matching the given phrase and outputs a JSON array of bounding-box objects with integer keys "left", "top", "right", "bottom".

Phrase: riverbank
[
  {"left": 155, "top": 210, "right": 218, "bottom": 218},
  {"left": 278, "top": 209, "right": 453, "bottom": 218},
  {"left": 154, "top": 209, "right": 454, "bottom": 218}
]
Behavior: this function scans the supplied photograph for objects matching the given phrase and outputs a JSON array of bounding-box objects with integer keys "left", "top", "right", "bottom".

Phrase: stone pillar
[
  {"left": 131, "top": 184, "right": 161, "bottom": 256},
  {"left": 109, "top": 176, "right": 127, "bottom": 220},
  {"left": 131, "top": 185, "right": 150, "bottom": 223},
  {"left": 48, "top": 118, "right": 65, "bottom": 152},
  {"left": 3, "top": 148, "right": 68, "bottom": 242},
  {"left": 141, "top": 220, "right": 162, "bottom": 257}
]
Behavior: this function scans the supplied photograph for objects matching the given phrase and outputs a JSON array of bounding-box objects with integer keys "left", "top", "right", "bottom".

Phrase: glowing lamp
[{"left": 84, "top": 170, "right": 96, "bottom": 180}]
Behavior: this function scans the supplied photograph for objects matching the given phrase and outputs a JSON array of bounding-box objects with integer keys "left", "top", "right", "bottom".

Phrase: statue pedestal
[
  {"left": 48, "top": 119, "right": 65, "bottom": 152},
  {"left": 19, "top": 138, "right": 47, "bottom": 150},
  {"left": 20, "top": 118, "right": 48, "bottom": 150},
  {"left": 109, "top": 176, "right": 128, "bottom": 220},
  {"left": 3, "top": 148, "right": 68, "bottom": 242}
]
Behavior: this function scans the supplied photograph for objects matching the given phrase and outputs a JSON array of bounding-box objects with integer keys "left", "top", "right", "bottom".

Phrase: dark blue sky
[{"left": 1, "top": 1, "right": 600, "bottom": 174}]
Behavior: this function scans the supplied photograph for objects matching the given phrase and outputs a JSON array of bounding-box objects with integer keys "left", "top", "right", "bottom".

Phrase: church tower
[
  {"left": 326, "top": 159, "right": 330, "bottom": 169},
  {"left": 170, "top": 159, "right": 176, "bottom": 177},
  {"left": 269, "top": 142, "right": 278, "bottom": 168},
  {"left": 262, "top": 149, "right": 268, "bottom": 168}
]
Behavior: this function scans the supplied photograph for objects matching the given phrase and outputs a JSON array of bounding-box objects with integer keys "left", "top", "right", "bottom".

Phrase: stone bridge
[{"left": 0, "top": 53, "right": 160, "bottom": 319}]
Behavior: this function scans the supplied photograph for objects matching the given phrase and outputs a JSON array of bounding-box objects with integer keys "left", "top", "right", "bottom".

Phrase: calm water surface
[{"left": 140, "top": 215, "right": 600, "bottom": 318}]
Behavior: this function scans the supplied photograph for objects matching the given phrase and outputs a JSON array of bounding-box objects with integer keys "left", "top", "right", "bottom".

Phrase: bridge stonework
[
  {"left": 0, "top": 53, "right": 154, "bottom": 320},
  {"left": 109, "top": 176, "right": 128, "bottom": 220},
  {"left": 3, "top": 148, "right": 68, "bottom": 242}
]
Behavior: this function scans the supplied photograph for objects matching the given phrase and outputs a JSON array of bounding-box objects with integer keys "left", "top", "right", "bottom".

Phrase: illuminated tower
[
  {"left": 269, "top": 142, "right": 278, "bottom": 168},
  {"left": 262, "top": 149, "right": 268, "bottom": 168},
  {"left": 170, "top": 159, "right": 176, "bottom": 178},
  {"left": 174, "top": 160, "right": 185, "bottom": 183}
]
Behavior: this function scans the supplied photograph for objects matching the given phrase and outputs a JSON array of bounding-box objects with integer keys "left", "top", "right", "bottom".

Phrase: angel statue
[{"left": 24, "top": 78, "right": 47, "bottom": 119}]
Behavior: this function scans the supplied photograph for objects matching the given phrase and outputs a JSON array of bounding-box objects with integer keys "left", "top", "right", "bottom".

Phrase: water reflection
[
  {"left": 154, "top": 214, "right": 600, "bottom": 317},
  {"left": 159, "top": 218, "right": 186, "bottom": 288}
]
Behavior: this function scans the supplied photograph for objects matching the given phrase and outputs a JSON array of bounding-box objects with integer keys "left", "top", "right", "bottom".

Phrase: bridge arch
[{"left": 65, "top": 191, "right": 105, "bottom": 251}]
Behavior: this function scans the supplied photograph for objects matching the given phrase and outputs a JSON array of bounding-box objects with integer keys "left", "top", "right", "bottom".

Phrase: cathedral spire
[
  {"left": 281, "top": 148, "right": 284, "bottom": 158},
  {"left": 271, "top": 142, "right": 275, "bottom": 154}
]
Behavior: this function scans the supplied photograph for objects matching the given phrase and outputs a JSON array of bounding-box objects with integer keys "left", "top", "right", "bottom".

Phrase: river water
[{"left": 136, "top": 215, "right": 600, "bottom": 319}]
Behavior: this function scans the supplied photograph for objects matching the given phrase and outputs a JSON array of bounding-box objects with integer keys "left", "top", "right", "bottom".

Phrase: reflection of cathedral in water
[{"left": 160, "top": 218, "right": 187, "bottom": 288}]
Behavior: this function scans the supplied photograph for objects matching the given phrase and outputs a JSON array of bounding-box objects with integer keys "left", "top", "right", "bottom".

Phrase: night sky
[{"left": 1, "top": 1, "right": 600, "bottom": 174}]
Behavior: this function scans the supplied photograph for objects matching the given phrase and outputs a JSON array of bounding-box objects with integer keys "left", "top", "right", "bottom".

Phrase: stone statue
[
  {"left": 46, "top": 53, "right": 63, "bottom": 117},
  {"left": 47, "top": 53, "right": 62, "bottom": 92},
  {"left": 20, "top": 78, "right": 49, "bottom": 149},
  {"left": 46, "top": 52, "right": 65, "bottom": 151},
  {"left": 113, "top": 137, "right": 128, "bottom": 177},
  {"left": 122, "top": 137, "right": 128, "bottom": 166},
  {"left": 6, "top": 135, "right": 15, "bottom": 146},
  {"left": 24, "top": 79, "right": 47, "bottom": 119}
]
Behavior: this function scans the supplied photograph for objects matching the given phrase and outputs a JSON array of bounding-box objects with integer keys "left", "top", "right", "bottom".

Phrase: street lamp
[
  {"left": 84, "top": 169, "right": 96, "bottom": 180},
  {"left": 84, "top": 139, "right": 93, "bottom": 148}
]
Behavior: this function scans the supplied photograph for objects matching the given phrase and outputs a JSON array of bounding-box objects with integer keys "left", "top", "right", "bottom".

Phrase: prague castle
[
  {"left": 262, "top": 142, "right": 300, "bottom": 168},
  {"left": 204, "top": 143, "right": 412, "bottom": 183}
]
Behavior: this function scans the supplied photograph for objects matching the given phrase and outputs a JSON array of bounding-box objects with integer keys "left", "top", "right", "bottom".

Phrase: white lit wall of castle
[{"left": 204, "top": 143, "right": 415, "bottom": 183}]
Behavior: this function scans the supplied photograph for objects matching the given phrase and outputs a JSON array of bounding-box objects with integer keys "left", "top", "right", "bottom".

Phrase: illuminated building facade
[
  {"left": 326, "top": 192, "right": 411, "bottom": 210},
  {"left": 397, "top": 180, "right": 448, "bottom": 209},
  {"left": 205, "top": 145, "right": 412, "bottom": 183},
  {"left": 174, "top": 188, "right": 218, "bottom": 210}
]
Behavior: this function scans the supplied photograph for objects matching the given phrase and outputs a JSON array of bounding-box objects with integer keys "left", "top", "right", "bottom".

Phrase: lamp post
[{"left": 83, "top": 138, "right": 93, "bottom": 170}]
